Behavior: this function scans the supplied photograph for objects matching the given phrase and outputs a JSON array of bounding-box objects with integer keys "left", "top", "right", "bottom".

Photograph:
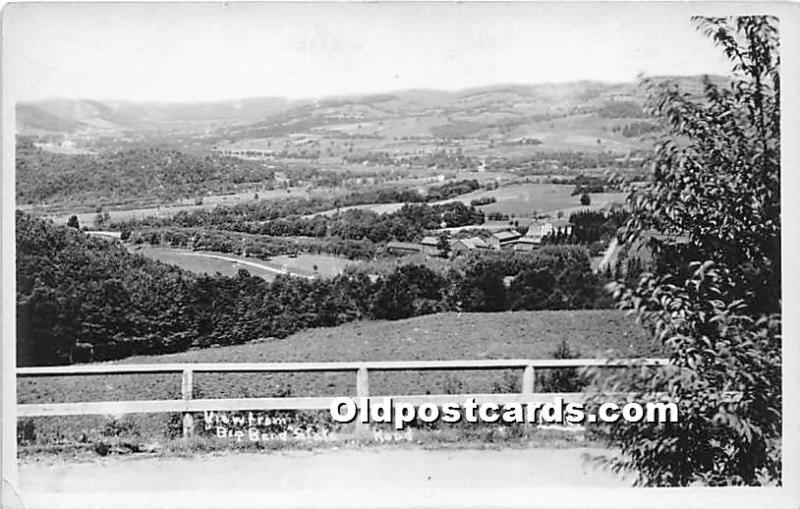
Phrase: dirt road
[{"left": 12, "top": 447, "right": 631, "bottom": 508}]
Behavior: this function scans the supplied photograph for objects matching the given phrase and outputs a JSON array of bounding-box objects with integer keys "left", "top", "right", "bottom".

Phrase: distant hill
[
  {"left": 16, "top": 75, "right": 726, "bottom": 138},
  {"left": 212, "top": 75, "right": 730, "bottom": 155},
  {"left": 16, "top": 104, "right": 84, "bottom": 134},
  {"left": 15, "top": 97, "right": 300, "bottom": 136}
]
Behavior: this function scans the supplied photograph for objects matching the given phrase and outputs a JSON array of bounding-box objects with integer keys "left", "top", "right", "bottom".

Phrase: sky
[{"left": 3, "top": 2, "right": 735, "bottom": 104}]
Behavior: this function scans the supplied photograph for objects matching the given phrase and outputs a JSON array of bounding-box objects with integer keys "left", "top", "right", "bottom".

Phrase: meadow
[
  {"left": 447, "top": 183, "right": 627, "bottom": 218},
  {"left": 18, "top": 310, "right": 659, "bottom": 405},
  {"left": 131, "top": 245, "right": 355, "bottom": 280}
]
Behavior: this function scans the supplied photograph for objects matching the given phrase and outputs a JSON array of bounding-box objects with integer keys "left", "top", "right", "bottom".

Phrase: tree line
[
  {"left": 117, "top": 201, "right": 484, "bottom": 245},
  {"left": 126, "top": 227, "right": 379, "bottom": 260},
  {"left": 17, "top": 212, "right": 611, "bottom": 366}
]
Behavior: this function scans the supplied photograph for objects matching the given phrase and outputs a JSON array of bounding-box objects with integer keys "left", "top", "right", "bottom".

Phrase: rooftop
[
  {"left": 452, "top": 237, "right": 490, "bottom": 250},
  {"left": 493, "top": 230, "right": 522, "bottom": 241},
  {"left": 387, "top": 241, "right": 421, "bottom": 251}
]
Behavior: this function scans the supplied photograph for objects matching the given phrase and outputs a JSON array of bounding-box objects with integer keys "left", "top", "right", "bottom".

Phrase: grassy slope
[
  {"left": 136, "top": 309, "right": 656, "bottom": 363},
  {"left": 17, "top": 310, "right": 660, "bottom": 447},
  {"left": 19, "top": 310, "right": 659, "bottom": 405}
]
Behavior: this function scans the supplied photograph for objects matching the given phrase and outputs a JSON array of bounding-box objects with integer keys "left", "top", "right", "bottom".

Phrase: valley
[
  {"left": 16, "top": 79, "right": 670, "bottom": 217},
  {"left": 8, "top": 6, "right": 780, "bottom": 490},
  {"left": 14, "top": 78, "right": 677, "bottom": 454}
]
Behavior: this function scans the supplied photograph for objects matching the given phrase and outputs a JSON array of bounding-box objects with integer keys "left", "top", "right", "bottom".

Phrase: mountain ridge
[{"left": 16, "top": 75, "right": 727, "bottom": 137}]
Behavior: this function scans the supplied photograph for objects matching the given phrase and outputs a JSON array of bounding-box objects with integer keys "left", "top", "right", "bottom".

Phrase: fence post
[
  {"left": 522, "top": 365, "right": 535, "bottom": 437},
  {"left": 355, "top": 366, "right": 369, "bottom": 438},
  {"left": 181, "top": 368, "right": 194, "bottom": 438}
]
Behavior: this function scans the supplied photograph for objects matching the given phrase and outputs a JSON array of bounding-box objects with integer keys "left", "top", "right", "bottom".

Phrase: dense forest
[
  {"left": 17, "top": 212, "right": 612, "bottom": 366},
  {"left": 564, "top": 210, "right": 629, "bottom": 245},
  {"left": 342, "top": 148, "right": 478, "bottom": 169},
  {"left": 611, "top": 121, "right": 660, "bottom": 138},
  {"left": 596, "top": 100, "right": 647, "bottom": 119},
  {"left": 15, "top": 138, "right": 276, "bottom": 207}
]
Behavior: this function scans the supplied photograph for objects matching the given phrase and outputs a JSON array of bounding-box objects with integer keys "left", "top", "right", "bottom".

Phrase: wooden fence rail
[{"left": 17, "top": 358, "right": 668, "bottom": 437}]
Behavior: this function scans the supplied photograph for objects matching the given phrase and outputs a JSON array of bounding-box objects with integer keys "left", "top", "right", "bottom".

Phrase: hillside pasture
[
  {"left": 16, "top": 310, "right": 660, "bottom": 447},
  {"left": 503, "top": 113, "right": 654, "bottom": 153},
  {"left": 18, "top": 310, "right": 659, "bottom": 405}
]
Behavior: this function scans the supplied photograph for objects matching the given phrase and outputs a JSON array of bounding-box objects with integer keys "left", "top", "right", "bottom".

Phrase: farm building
[
  {"left": 273, "top": 171, "right": 291, "bottom": 186},
  {"left": 510, "top": 238, "right": 540, "bottom": 252},
  {"left": 525, "top": 219, "right": 573, "bottom": 242},
  {"left": 450, "top": 237, "right": 491, "bottom": 256},
  {"left": 490, "top": 229, "right": 522, "bottom": 249},
  {"left": 420, "top": 236, "right": 441, "bottom": 256},
  {"left": 85, "top": 231, "right": 122, "bottom": 241},
  {"left": 386, "top": 241, "right": 422, "bottom": 256}
]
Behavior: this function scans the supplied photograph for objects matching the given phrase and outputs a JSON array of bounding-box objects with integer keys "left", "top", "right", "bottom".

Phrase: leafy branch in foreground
[{"left": 589, "top": 16, "right": 781, "bottom": 486}]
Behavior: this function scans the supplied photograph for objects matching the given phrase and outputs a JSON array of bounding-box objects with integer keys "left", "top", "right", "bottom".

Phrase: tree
[
  {"left": 370, "top": 265, "right": 444, "bottom": 319},
  {"left": 580, "top": 192, "right": 591, "bottom": 206},
  {"left": 93, "top": 209, "right": 111, "bottom": 229},
  {"left": 436, "top": 233, "right": 451, "bottom": 258},
  {"left": 594, "top": 16, "right": 781, "bottom": 486},
  {"left": 66, "top": 215, "right": 80, "bottom": 229}
]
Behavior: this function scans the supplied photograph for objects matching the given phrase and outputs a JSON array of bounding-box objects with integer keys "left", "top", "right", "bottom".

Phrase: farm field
[
  {"left": 270, "top": 253, "right": 354, "bottom": 275},
  {"left": 131, "top": 246, "right": 354, "bottom": 280},
  {"left": 215, "top": 102, "right": 653, "bottom": 160},
  {"left": 40, "top": 187, "right": 311, "bottom": 226},
  {"left": 309, "top": 201, "right": 407, "bottom": 217},
  {"left": 501, "top": 113, "right": 652, "bottom": 153},
  {"left": 445, "top": 183, "right": 627, "bottom": 217},
  {"left": 33, "top": 142, "right": 97, "bottom": 155},
  {"left": 305, "top": 183, "right": 625, "bottom": 220}
]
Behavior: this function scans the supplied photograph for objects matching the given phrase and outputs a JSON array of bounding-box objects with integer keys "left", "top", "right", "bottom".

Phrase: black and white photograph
[{"left": 1, "top": 2, "right": 798, "bottom": 508}]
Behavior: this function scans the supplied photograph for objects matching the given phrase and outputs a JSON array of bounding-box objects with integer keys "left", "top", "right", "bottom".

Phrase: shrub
[
  {"left": 538, "top": 340, "right": 587, "bottom": 393},
  {"left": 17, "top": 418, "right": 36, "bottom": 445}
]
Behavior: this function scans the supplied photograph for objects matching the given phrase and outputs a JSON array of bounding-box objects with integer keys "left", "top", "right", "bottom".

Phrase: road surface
[{"left": 11, "top": 447, "right": 631, "bottom": 508}]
